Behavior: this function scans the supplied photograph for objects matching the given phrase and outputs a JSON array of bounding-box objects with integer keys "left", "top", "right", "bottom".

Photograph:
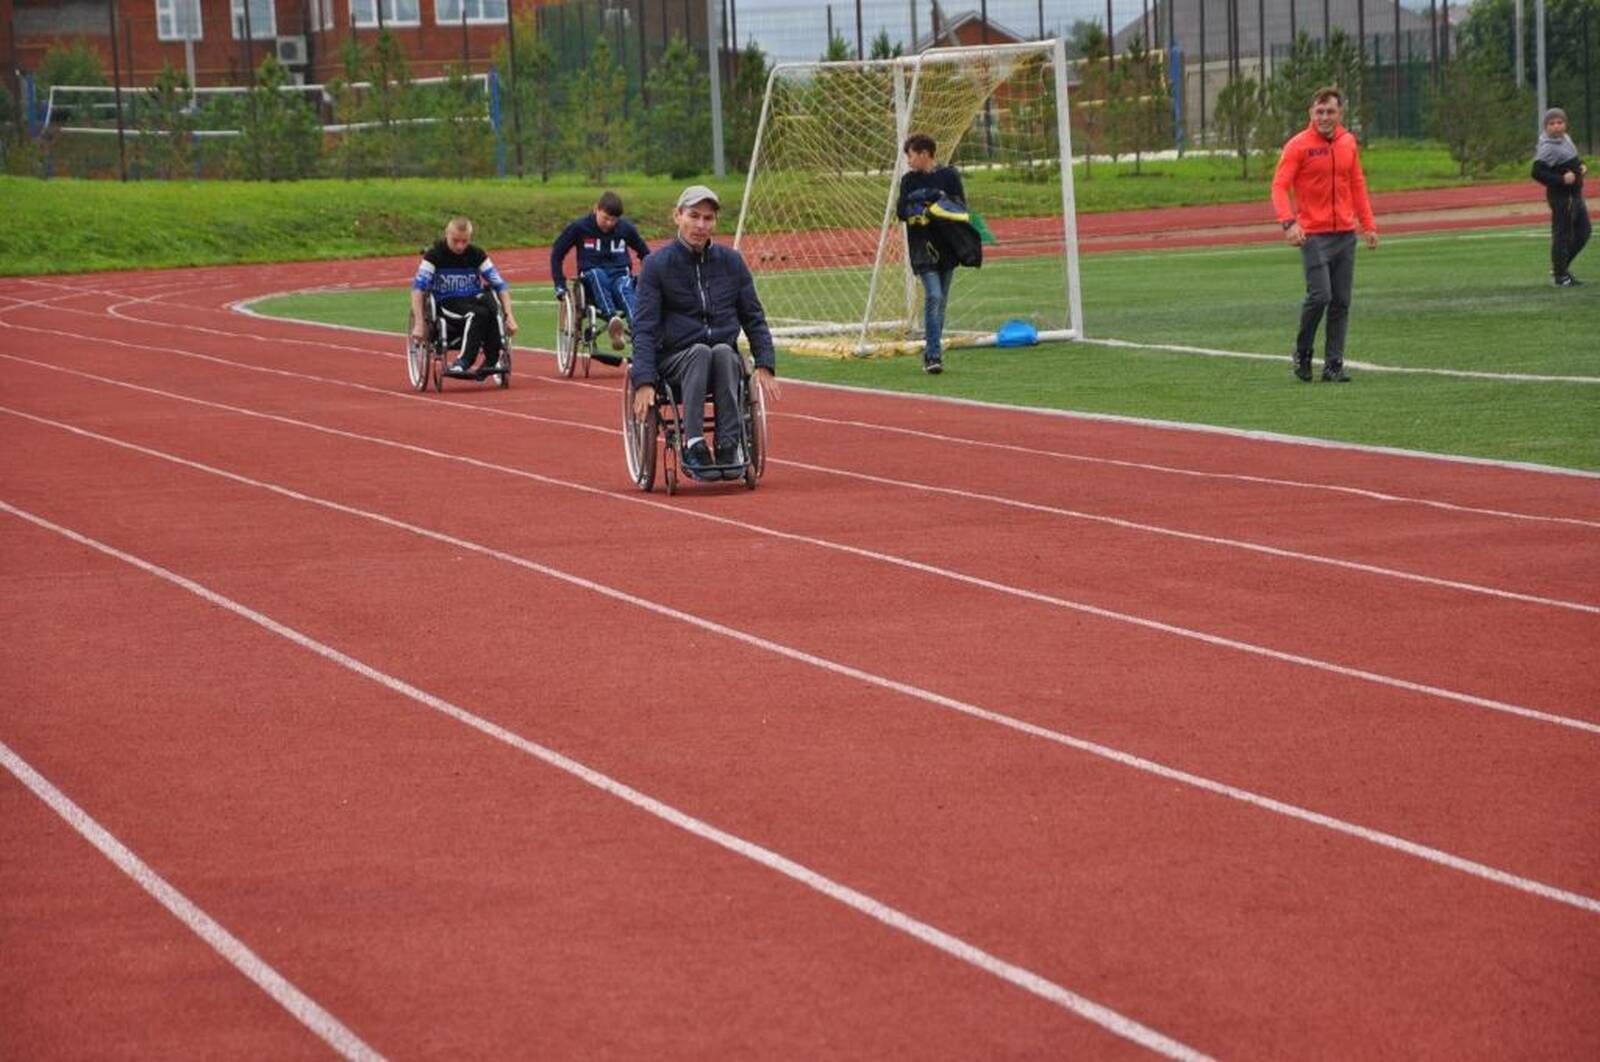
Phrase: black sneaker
[
  {"left": 1555, "top": 273, "right": 1582, "bottom": 287},
  {"left": 447, "top": 355, "right": 474, "bottom": 375},
  {"left": 922, "top": 356, "right": 944, "bottom": 375},
  {"left": 1292, "top": 351, "right": 1313, "bottom": 382},
  {"left": 682, "top": 439, "right": 720, "bottom": 481},
  {"left": 1321, "top": 364, "right": 1351, "bottom": 383},
  {"left": 714, "top": 438, "right": 743, "bottom": 469}
]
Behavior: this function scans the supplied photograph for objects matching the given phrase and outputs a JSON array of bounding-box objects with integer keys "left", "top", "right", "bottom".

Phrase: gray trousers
[
  {"left": 1294, "top": 232, "right": 1358, "bottom": 366},
  {"left": 657, "top": 342, "right": 743, "bottom": 445}
]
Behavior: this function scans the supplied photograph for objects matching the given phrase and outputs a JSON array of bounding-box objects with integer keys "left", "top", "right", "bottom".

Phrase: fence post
[{"left": 489, "top": 67, "right": 506, "bottom": 177}]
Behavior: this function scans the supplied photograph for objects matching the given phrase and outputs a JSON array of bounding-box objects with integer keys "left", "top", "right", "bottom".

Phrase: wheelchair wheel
[
  {"left": 406, "top": 311, "right": 431, "bottom": 392},
  {"left": 555, "top": 298, "right": 578, "bottom": 378},
  {"left": 743, "top": 377, "right": 768, "bottom": 489},
  {"left": 622, "top": 377, "right": 658, "bottom": 492},
  {"left": 494, "top": 348, "right": 512, "bottom": 389}
]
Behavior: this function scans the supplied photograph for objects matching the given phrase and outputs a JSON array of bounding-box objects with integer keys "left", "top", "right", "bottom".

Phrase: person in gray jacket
[
  {"left": 630, "top": 185, "right": 781, "bottom": 481},
  {"left": 1532, "top": 107, "right": 1590, "bottom": 287}
]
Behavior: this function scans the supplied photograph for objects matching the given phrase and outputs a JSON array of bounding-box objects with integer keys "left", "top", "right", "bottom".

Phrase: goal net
[{"left": 733, "top": 40, "right": 1083, "bottom": 357}]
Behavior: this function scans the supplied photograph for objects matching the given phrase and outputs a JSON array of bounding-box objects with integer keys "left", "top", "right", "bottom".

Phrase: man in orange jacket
[{"left": 1271, "top": 86, "right": 1379, "bottom": 383}]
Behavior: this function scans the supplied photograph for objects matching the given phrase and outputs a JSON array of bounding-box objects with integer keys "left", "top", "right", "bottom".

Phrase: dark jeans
[
  {"left": 657, "top": 342, "right": 743, "bottom": 445},
  {"left": 918, "top": 266, "right": 956, "bottom": 360},
  {"left": 438, "top": 292, "right": 502, "bottom": 367},
  {"left": 1549, "top": 192, "right": 1591, "bottom": 276},
  {"left": 1294, "top": 232, "right": 1358, "bottom": 367}
]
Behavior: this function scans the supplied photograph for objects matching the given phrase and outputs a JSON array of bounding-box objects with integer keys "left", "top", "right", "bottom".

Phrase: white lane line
[
  {"left": 0, "top": 503, "right": 1211, "bottom": 1062},
  {"left": 770, "top": 411, "right": 1600, "bottom": 531},
  {"left": 0, "top": 741, "right": 384, "bottom": 1061},
  {"left": 3, "top": 323, "right": 1594, "bottom": 617},
  {"left": 6, "top": 417, "right": 1600, "bottom": 920},
  {"left": 773, "top": 456, "right": 1600, "bottom": 615},
  {"left": 5, "top": 367, "right": 1597, "bottom": 736}
]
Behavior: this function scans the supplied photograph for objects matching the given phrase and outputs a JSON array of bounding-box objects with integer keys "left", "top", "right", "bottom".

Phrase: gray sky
[{"left": 726, "top": 0, "right": 1151, "bottom": 62}]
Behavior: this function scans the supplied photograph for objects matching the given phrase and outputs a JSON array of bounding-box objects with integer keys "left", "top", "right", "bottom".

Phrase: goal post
[{"left": 733, "top": 39, "right": 1083, "bottom": 357}]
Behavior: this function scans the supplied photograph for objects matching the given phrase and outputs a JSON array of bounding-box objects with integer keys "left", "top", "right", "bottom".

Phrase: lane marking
[
  {"left": 5, "top": 367, "right": 1597, "bottom": 732},
  {"left": 770, "top": 411, "right": 1600, "bottom": 530},
  {"left": 6, "top": 417, "right": 1600, "bottom": 920},
  {"left": 0, "top": 741, "right": 384, "bottom": 1061},
  {"left": 0, "top": 503, "right": 1211, "bottom": 1062}
]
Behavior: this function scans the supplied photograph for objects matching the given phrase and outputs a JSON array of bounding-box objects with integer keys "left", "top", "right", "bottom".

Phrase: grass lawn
[
  {"left": 252, "top": 224, "right": 1599, "bottom": 472},
  {"left": 1, "top": 142, "right": 1527, "bottom": 276}
]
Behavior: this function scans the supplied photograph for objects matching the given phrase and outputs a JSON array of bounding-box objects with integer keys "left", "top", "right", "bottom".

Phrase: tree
[
  {"left": 1427, "top": 56, "right": 1531, "bottom": 175},
  {"left": 139, "top": 63, "right": 196, "bottom": 180},
  {"left": 724, "top": 41, "right": 771, "bottom": 173},
  {"left": 37, "top": 39, "right": 105, "bottom": 92},
  {"left": 822, "top": 32, "right": 853, "bottom": 62},
  {"left": 1212, "top": 77, "right": 1262, "bottom": 178},
  {"left": 565, "top": 35, "right": 629, "bottom": 183},
  {"left": 229, "top": 55, "right": 321, "bottom": 180},
  {"left": 869, "top": 30, "right": 903, "bottom": 60},
  {"left": 643, "top": 34, "right": 710, "bottom": 179},
  {"left": 1072, "top": 31, "right": 1110, "bottom": 178},
  {"left": 1457, "top": 0, "right": 1597, "bottom": 149},
  {"left": 492, "top": 12, "right": 562, "bottom": 181},
  {"left": 430, "top": 62, "right": 492, "bottom": 180}
]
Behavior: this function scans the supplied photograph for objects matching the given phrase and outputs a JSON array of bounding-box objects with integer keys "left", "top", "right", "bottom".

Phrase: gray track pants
[
  {"left": 1294, "top": 231, "right": 1357, "bottom": 367},
  {"left": 657, "top": 342, "right": 743, "bottom": 445}
]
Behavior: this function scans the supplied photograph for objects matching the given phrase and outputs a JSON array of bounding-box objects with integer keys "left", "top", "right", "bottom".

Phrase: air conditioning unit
[{"left": 275, "top": 36, "right": 308, "bottom": 66}]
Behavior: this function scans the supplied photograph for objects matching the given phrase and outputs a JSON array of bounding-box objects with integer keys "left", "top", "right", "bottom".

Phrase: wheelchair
[
  {"left": 622, "top": 354, "right": 768, "bottom": 495},
  {"left": 554, "top": 273, "right": 629, "bottom": 378},
  {"left": 406, "top": 292, "right": 510, "bottom": 392}
]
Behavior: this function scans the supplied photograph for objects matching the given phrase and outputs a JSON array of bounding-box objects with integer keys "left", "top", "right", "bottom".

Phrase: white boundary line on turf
[
  {"left": 5, "top": 425, "right": 1599, "bottom": 923},
  {"left": 1078, "top": 336, "right": 1600, "bottom": 384},
  {"left": 224, "top": 287, "right": 1600, "bottom": 480},
  {"left": 0, "top": 501, "right": 1212, "bottom": 1062},
  {"left": 0, "top": 740, "right": 383, "bottom": 1061}
]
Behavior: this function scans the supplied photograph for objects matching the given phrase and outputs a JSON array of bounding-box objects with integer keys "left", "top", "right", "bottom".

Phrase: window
[
  {"left": 350, "top": 0, "right": 421, "bottom": 27},
  {"left": 435, "top": 0, "right": 507, "bottom": 24},
  {"left": 156, "top": 0, "right": 203, "bottom": 41},
  {"left": 307, "top": 0, "right": 335, "bottom": 32},
  {"left": 230, "top": 0, "right": 277, "bottom": 39}
]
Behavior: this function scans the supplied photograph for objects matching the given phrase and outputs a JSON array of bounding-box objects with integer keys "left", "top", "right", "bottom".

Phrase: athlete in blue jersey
[
  {"left": 409, "top": 217, "right": 519, "bottom": 375},
  {"left": 550, "top": 191, "right": 650, "bottom": 359}
]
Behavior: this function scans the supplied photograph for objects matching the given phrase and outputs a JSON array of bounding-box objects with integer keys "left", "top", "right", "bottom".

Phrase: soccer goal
[{"left": 733, "top": 39, "right": 1083, "bottom": 357}]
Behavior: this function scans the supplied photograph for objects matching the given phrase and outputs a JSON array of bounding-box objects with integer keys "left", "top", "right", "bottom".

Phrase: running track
[{"left": 1, "top": 255, "right": 1597, "bottom": 1059}]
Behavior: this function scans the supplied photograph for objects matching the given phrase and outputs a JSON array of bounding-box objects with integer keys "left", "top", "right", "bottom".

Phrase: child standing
[{"left": 1532, "top": 107, "right": 1590, "bottom": 287}]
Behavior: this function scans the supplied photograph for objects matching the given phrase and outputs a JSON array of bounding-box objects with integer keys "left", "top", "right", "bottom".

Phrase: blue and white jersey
[{"left": 412, "top": 240, "right": 509, "bottom": 298}]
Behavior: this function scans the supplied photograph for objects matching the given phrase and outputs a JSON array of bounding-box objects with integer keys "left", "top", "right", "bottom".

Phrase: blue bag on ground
[{"left": 995, "top": 319, "right": 1038, "bottom": 347}]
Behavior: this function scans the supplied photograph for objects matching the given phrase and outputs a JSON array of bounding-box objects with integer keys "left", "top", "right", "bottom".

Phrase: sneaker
[
  {"left": 1321, "top": 364, "right": 1351, "bottom": 383},
  {"left": 1292, "top": 351, "right": 1313, "bottom": 382},
  {"left": 448, "top": 354, "right": 474, "bottom": 375},
  {"left": 922, "top": 356, "right": 944, "bottom": 375},
  {"left": 682, "top": 439, "right": 720, "bottom": 481},
  {"left": 1555, "top": 273, "right": 1582, "bottom": 287},
  {"left": 714, "top": 438, "right": 743, "bottom": 468},
  {"left": 607, "top": 315, "right": 627, "bottom": 350}
]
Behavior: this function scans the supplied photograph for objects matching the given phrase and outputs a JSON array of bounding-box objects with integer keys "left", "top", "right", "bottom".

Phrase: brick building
[{"left": 8, "top": 0, "right": 550, "bottom": 92}]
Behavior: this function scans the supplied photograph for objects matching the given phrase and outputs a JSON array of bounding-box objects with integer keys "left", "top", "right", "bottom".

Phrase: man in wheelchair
[
  {"left": 409, "top": 216, "right": 518, "bottom": 376},
  {"left": 550, "top": 191, "right": 651, "bottom": 366},
  {"left": 630, "top": 185, "right": 780, "bottom": 481}
]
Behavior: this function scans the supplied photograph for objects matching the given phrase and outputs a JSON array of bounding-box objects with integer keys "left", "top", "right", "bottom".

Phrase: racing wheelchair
[
  {"left": 554, "top": 273, "right": 629, "bottom": 378},
  {"left": 406, "top": 292, "right": 511, "bottom": 392},
  {"left": 622, "top": 353, "right": 768, "bottom": 495}
]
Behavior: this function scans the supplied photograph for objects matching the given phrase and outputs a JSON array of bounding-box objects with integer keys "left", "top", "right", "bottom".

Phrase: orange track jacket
[{"left": 1271, "top": 122, "right": 1378, "bottom": 235}]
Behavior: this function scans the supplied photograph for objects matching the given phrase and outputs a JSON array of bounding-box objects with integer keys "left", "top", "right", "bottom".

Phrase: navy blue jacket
[
  {"left": 549, "top": 214, "right": 650, "bottom": 292},
  {"left": 629, "top": 237, "right": 777, "bottom": 387}
]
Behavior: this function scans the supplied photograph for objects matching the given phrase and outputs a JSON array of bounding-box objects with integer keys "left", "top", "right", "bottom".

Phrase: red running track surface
[{"left": 1, "top": 251, "right": 1597, "bottom": 1060}]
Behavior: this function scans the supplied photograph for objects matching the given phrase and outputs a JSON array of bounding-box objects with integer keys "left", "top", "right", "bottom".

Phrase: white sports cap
[{"left": 675, "top": 184, "right": 720, "bottom": 210}]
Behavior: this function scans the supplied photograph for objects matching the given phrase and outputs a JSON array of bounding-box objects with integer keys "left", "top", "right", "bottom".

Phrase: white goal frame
[{"left": 733, "top": 39, "right": 1084, "bottom": 355}]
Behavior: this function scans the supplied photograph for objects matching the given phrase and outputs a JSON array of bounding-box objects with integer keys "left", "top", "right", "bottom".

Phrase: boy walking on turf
[
  {"left": 1532, "top": 107, "right": 1590, "bottom": 287},
  {"left": 1271, "top": 87, "right": 1379, "bottom": 383}
]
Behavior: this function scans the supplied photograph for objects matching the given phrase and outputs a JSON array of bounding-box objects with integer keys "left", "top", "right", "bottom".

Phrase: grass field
[
  {"left": 2, "top": 143, "right": 1528, "bottom": 276},
  {"left": 253, "top": 225, "right": 1599, "bottom": 471}
]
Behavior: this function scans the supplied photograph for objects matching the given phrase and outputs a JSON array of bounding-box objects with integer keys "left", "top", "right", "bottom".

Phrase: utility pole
[
  {"left": 107, "top": 0, "right": 128, "bottom": 180},
  {"left": 707, "top": 0, "right": 725, "bottom": 175}
]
